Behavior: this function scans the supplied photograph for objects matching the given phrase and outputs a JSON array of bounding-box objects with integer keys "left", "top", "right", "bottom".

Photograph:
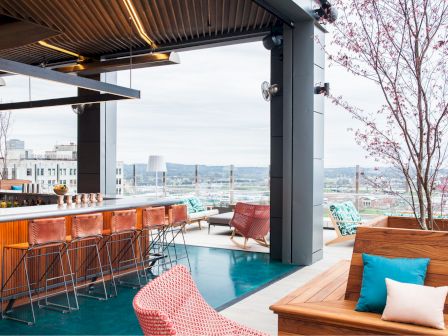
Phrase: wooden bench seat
[
  {"left": 271, "top": 227, "right": 448, "bottom": 335},
  {"left": 275, "top": 299, "right": 448, "bottom": 335}
]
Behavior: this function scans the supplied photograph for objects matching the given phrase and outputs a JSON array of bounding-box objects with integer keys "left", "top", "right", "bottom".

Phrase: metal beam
[
  {"left": 0, "top": 58, "right": 140, "bottom": 111},
  {"left": 0, "top": 93, "right": 130, "bottom": 111},
  {"left": 53, "top": 52, "right": 180, "bottom": 75},
  {"left": 0, "top": 58, "right": 140, "bottom": 98},
  {"left": 102, "top": 29, "right": 270, "bottom": 60}
]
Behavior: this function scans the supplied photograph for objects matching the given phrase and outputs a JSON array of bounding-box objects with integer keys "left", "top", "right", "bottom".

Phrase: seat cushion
[
  {"left": 278, "top": 300, "right": 448, "bottom": 335},
  {"left": 382, "top": 278, "right": 448, "bottom": 329},
  {"left": 188, "top": 209, "right": 219, "bottom": 221},
  {"left": 181, "top": 198, "right": 195, "bottom": 214},
  {"left": 208, "top": 212, "right": 234, "bottom": 225},
  {"left": 188, "top": 197, "right": 206, "bottom": 212}
]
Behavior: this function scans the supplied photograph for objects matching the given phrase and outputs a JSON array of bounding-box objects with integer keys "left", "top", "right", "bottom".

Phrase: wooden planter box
[{"left": 378, "top": 215, "right": 448, "bottom": 231}]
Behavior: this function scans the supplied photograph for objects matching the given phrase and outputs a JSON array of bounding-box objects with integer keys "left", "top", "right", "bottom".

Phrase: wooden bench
[{"left": 270, "top": 227, "right": 448, "bottom": 335}]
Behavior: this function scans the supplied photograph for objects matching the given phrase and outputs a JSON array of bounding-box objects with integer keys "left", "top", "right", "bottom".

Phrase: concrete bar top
[{"left": 0, "top": 197, "right": 180, "bottom": 223}]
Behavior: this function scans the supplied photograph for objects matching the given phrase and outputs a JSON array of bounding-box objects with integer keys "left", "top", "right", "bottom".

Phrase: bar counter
[
  {"left": 0, "top": 196, "right": 179, "bottom": 223},
  {"left": 0, "top": 196, "right": 181, "bottom": 304}
]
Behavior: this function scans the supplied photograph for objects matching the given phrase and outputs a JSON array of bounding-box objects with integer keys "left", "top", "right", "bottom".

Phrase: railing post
[
  {"left": 163, "top": 171, "right": 167, "bottom": 196},
  {"left": 355, "top": 165, "right": 360, "bottom": 210},
  {"left": 229, "top": 164, "right": 234, "bottom": 206},
  {"left": 195, "top": 164, "right": 199, "bottom": 196}
]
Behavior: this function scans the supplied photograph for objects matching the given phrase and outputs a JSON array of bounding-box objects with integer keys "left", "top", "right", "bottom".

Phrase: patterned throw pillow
[
  {"left": 181, "top": 199, "right": 195, "bottom": 214},
  {"left": 329, "top": 201, "right": 361, "bottom": 236},
  {"left": 189, "top": 197, "right": 205, "bottom": 212}
]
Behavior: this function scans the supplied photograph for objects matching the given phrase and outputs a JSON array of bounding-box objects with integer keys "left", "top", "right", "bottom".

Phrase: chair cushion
[
  {"left": 188, "top": 197, "right": 205, "bottom": 212},
  {"left": 181, "top": 198, "right": 195, "bottom": 214},
  {"left": 329, "top": 201, "right": 362, "bottom": 236},
  {"left": 208, "top": 212, "right": 234, "bottom": 225},
  {"left": 356, "top": 253, "right": 430, "bottom": 313},
  {"left": 382, "top": 278, "right": 448, "bottom": 330},
  {"left": 188, "top": 209, "right": 219, "bottom": 221}
]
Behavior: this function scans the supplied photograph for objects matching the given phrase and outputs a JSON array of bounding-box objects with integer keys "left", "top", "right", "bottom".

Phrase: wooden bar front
[{"left": 0, "top": 205, "right": 169, "bottom": 307}]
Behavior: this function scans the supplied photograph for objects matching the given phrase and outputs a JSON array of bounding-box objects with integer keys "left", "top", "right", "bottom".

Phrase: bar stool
[
  {"left": 1, "top": 217, "right": 76, "bottom": 325},
  {"left": 103, "top": 209, "right": 142, "bottom": 296},
  {"left": 140, "top": 207, "right": 170, "bottom": 275},
  {"left": 67, "top": 213, "right": 108, "bottom": 302},
  {"left": 166, "top": 204, "right": 191, "bottom": 272}
]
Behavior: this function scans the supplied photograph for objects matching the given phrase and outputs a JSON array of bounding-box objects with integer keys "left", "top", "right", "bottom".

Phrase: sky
[{"left": 0, "top": 41, "right": 383, "bottom": 168}]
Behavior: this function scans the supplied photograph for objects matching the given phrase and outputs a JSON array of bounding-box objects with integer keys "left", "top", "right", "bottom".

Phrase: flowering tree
[{"left": 326, "top": 0, "right": 448, "bottom": 229}]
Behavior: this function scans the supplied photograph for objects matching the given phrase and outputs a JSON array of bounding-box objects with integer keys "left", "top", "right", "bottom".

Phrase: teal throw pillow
[
  {"left": 355, "top": 253, "right": 430, "bottom": 313},
  {"left": 181, "top": 199, "right": 195, "bottom": 214},
  {"left": 189, "top": 197, "right": 205, "bottom": 212}
]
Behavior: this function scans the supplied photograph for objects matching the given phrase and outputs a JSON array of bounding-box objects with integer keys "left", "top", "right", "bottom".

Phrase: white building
[{"left": 5, "top": 140, "right": 123, "bottom": 195}]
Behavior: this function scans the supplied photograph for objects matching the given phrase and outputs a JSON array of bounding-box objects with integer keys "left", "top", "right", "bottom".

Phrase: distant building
[
  {"left": 4, "top": 140, "right": 123, "bottom": 195},
  {"left": 6, "top": 139, "right": 24, "bottom": 150}
]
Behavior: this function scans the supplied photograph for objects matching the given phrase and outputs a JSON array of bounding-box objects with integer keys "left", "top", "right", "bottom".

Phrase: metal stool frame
[
  {"left": 67, "top": 213, "right": 108, "bottom": 302},
  {"left": 1, "top": 241, "right": 77, "bottom": 326},
  {"left": 104, "top": 210, "right": 144, "bottom": 296},
  {"left": 165, "top": 205, "right": 191, "bottom": 272}
]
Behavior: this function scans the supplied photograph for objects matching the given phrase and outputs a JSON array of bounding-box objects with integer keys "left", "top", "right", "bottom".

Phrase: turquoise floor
[{"left": 0, "top": 245, "right": 298, "bottom": 335}]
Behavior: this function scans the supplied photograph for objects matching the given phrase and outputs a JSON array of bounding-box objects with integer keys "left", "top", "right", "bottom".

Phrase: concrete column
[
  {"left": 270, "top": 21, "right": 325, "bottom": 265},
  {"left": 77, "top": 72, "right": 117, "bottom": 196}
]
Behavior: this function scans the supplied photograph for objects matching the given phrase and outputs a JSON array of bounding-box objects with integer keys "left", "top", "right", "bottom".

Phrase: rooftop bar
[{"left": 0, "top": 196, "right": 181, "bottom": 320}]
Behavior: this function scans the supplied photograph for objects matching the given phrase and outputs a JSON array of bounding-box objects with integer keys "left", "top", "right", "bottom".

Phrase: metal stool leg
[
  {"left": 24, "top": 254, "right": 36, "bottom": 325},
  {"left": 65, "top": 248, "right": 79, "bottom": 309},
  {"left": 105, "top": 239, "right": 118, "bottom": 298}
]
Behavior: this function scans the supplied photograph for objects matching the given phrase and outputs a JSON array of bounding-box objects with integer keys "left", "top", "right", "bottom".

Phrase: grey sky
[{"left": 0, "top": 41, "right": 381, "bottom": 167}]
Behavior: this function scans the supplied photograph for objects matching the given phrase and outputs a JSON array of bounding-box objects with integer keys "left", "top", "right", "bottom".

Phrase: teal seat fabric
[
  {"left": 181, "top": 199, "right": 195, "bottom": 214},
  {"left": 355, "top": 253, "right": 430, "bottom": 313},
  {"left": 189, "top": 197, "right": 205, "bottom": 212},
  {"left": 329, "top": 201, "right": 362, "bottom": 236}
]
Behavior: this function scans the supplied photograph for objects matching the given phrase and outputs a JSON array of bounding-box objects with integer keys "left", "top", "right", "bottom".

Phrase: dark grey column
[
  {"left": 270, "top": 21, "right": 325, "bottom": 265},
  {"left": 77, "top": 72, "right": 117, "bottom": 196}
]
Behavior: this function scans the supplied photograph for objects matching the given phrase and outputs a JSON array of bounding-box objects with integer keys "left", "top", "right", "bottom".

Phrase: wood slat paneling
[{"left": 0, "top": 0, "right": 279, "bottom": 66}]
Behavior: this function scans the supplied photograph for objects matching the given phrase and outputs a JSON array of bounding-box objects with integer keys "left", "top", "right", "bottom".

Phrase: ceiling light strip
[
  {"left": 122, "top": 0, "right": 157, "bottom": 48},
  {"left": 38, "top": 41, "right": 86, "bottom": 61}
]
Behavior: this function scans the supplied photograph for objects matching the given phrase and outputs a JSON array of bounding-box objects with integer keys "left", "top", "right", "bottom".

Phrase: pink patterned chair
[
  {"left": 230, "top": 202, "right": 270, "bottom": 249},
  {"left": 133, "top": 265, "right": 267, "bottom": 336}
]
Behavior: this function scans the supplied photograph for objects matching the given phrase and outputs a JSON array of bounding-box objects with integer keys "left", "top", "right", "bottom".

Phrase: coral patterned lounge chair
[
  {"left": 230, "top": 202, "right": 270, "bottom": 249},
  {"left": 133, "top": 265, "right": 267, "bottom": 336}
]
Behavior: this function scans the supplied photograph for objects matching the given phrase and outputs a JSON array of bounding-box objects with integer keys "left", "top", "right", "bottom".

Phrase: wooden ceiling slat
[
  {"left": 191, "top": 0, "right": 201, "bottom": 38},
  {"left": 180, "top": 0, "right": 194, "bottom": 39},
  {"left": 141, "top": 2, "right": 164, "bottom": 44},
  {"left": 158, "top": 1, "right": 179, "bottom": 42},
  {"left": 199, "top": 0, "right": 206, "bottom": 37},
  {"left": 148, "top": 1, "right": 172, "bottom": 43},
  {"left": 81, "top": 1, "right": 128, "bottom": 51},
  {"left": 166, "top": 0, "right": 183, "bottom": 42},
  {"left": 72, "top": 1, "right": 122, "bottom": 51},
  {"left": 171, "top": 0, "right": 188, "bottom": 41}
]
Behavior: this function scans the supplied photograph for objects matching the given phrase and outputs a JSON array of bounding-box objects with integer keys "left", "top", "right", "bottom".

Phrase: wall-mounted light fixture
[
  {"left": 314, "top": 82, "right": 330, "bottom": 96},
  {"left": 38, "top": 40, "right": 86, "bottom": 62},
  {"left": 263, "top": 34, "right": 283, "bottom": 50},
  {"left": 123, "top": 0, "right": 157, "bottom": 48}
]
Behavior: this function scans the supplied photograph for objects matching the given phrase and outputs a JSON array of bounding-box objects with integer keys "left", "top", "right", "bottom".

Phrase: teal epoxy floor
[{"left": 0, "top": 245, "right": 298, "bottom": 335}]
